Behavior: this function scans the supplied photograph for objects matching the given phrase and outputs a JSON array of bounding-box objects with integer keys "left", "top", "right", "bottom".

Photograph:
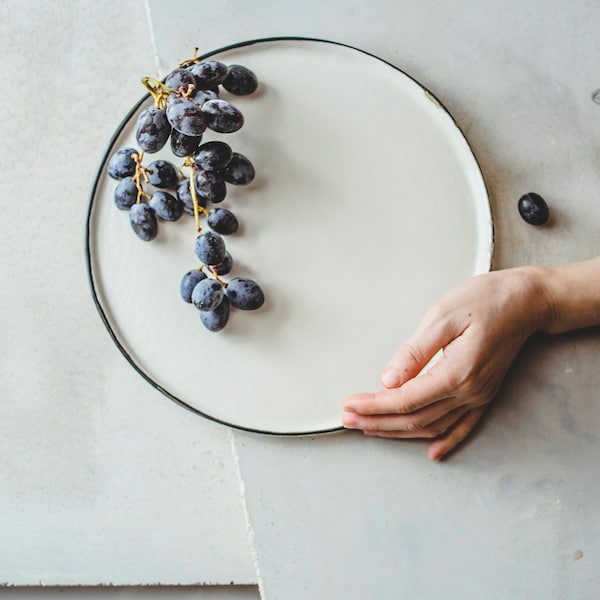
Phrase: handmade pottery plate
[{"left": 86, "top": 37, "right": 493, "bottom": 434}]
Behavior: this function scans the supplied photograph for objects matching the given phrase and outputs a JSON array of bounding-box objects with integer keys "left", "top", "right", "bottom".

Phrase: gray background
[{"left": 2, "top": 0, "right": 599, "bottom": 598}]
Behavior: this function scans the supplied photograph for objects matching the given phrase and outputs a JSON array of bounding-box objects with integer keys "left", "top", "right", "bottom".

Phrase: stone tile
[
  {"left": 147, "top": 0, "right": 600, "bottom": 597},
  {"left": 0, "top": 0, "right": 255, "bottom": 586}
]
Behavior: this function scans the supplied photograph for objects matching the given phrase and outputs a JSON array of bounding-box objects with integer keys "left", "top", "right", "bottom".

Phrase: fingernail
[
  {"left": 342, "top": 413, "right": 356, "bottom": 428},
  {"left": 342, "top": 398, "right": 357, "bottom": 412},
  {"left": 381, "top": 366, "right": 400, "bottom": 387}
]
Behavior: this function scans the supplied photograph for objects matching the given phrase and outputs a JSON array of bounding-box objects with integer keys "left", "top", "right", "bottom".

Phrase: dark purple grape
[
  {"left": 195, "top": 231, "right": 226, "bottom": 265},
  {"left": 195, "top": 170, "right": 227, "bottom": 204},
  {"left": 191, "top": 278, "right": 225, "bottom": 311},
  {"left": 176, "top": 178, "right": 207, "bottom": 215},
  {"left": 224, "top": 152, "right": 255, "bottom": 185},
  {"left": 164, "top": 68, "right": 197, "bottom": 94},
  {"left": 108, "top": 147, "right": 139, "bottom": 179},
  {"left": 177, "top": 178, "right": 207, "bottom": 215},
  {"left": 114, "top": 177, "right": 138, "bottom": 210},
  {"left": 191, "top": 87, "right": 219, "bottom": 106},
  {"left": 180, "top": 269, "right": 207, "bottom": 303},
  {"left": 170, "top": 129, "right": 203, "bottom": 157},
  {"left": 223, "top": 65, "right": 258, "bottom": 96},
  {"left": 194, "top": 141, "right": 233, "bottom": 171},
  {"left": 226, "top": 278, "right": 264, "bottom": 310},
  {"left": 200, "top": 296, "right": 230, "bottom": 332},
  {"left": 147, "top": 160, "right": 179, "bottom": 189},
  {"left": 201, "top": 99, "right": 244, "bottom": 133},
  {"left": 188, "top": 61, "right": 228, "bottom": 89},
  {"left": 135, "top": 107, "right": 171, "bottom": 153},
  {"left": 181, "top": 269, "right": 207, "bottom": 302},
  {"left": 148, "top": 191, "right": 184, "bottom": 221},
  {"left": 129, "top": 203, "right": 158, "bottom": 241},
  {"left": 213, "top": 251, "right": 233, "bottom": 276},
  {"left": 207, "top": 208, "right": 238, "bottom": 235},
  {"left": 518, "top": 193, "right": 549, "bottom": 225},
  {"left": 166, "top": 97, "right": 207, "bottom": 136}
]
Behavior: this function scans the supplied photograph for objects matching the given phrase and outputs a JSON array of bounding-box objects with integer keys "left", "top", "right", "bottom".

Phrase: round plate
[{"left": 86, "top": 37, "right": 493, "bottom": 435}]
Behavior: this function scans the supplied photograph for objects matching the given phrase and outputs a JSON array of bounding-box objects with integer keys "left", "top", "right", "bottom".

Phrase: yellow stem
[{"left": 189, "top": 169, "right": 202, "bottom": 234}]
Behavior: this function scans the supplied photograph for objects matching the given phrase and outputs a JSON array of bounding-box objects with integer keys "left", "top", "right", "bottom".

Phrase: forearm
[{"left": 533, "top": 257, "right": 600, "bottom": 334}]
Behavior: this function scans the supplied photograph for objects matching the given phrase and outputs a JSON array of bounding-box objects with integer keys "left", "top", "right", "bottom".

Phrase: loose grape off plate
[{"left": 86, "top": 37, "right": 493, "bottom": 435}]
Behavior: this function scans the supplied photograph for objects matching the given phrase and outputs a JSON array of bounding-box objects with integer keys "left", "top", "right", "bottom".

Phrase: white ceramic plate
[{"left": 86, "top": 37, "right": 493, "bottom": 435}]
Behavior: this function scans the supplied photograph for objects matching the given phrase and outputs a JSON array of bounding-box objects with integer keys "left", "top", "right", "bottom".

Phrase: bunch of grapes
[{"left": 107, "top": 51, "right": 264, "bottom": 332}]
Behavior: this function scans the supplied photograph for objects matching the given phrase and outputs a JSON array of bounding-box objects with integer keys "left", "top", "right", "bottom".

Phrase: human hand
[{"left": 342, "top": 267, "right": 552, "bottom": 461}]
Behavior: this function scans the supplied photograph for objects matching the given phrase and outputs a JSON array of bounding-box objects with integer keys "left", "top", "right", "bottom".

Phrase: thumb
[{"left": 381, "top": 309, "right": 460, "bottom": 388}]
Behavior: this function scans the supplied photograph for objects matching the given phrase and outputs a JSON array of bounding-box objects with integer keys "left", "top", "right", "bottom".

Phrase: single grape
[
  {"left": 164, "top": 68, "right": 197, "bottom": 94},
  {"left": 195, "top": 231, "right": 226, "bottom": 265},
  {"left": 191, "top": 277, "right": 225, "bottom": 311},
  {"left": 191, "top": 87, "right": 219, "bottom": 106},
  {"left": 180, "top": 269, "right": 207, "bottom": 303},
  {"left": 200, "top": 296, "right": 230, "bottom": 332},
  {"left": 194, "top": 141, "right": 233, "bottom": 171},
  {"left": 195, "top": 170, "right": 227, "bottom": 204},
  {"left": 170, "top": 129, "right": 202, "bottom": 157},
  {"left": 135, "top": 107, "right": 171, "bottom": 153},
  {"left": 207, "top": 208, "right": 239, "bottom": 235},
  {"left": 129, "top": 203, "right": 158, "bottom": 241},
  {"left": 223, "top": 64, "right": 258, "bottom": 95},
  {"left": 188, "top": 60, "right": 228, "bottom": 89},
  {"left": 518, "top": 192, "right": 549, "bottom": 225},
  {"left": 213, "top": 251, "right": 233, "bottom": 276},
  {"left": 114, "top": 177, "right": 138, "bottom": 210},
  {"left": 201, "top": 99, "right": 244, "bottom": 133},
  {"left": 177, "top": 178, "right": 207, "bottom": 215},
  {"left": 224, "top": 152, "right": 255, "bottom": 185},
  {"left": 108, "top": 147, "right": 139, "bottom": 179},
  {"left": 226, "top": 278, "right": 264, "bottom": 310},
  {"left": 166, "top": 97, "right": 207, "bottom": 136},
  {"left": 147, "top": 160, "right": 179, "bottom": 189},
  {"left": 148, "top": 191, "right": 184, "bottom": 221}
]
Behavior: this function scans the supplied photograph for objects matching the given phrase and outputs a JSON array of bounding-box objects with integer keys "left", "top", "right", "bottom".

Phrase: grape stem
[
  {"left": 209, "top": 266, "right": 227, "bottom": 287},
  {"left": 179, "top": 84, "right": 196, "bottom": 99},
  {"left": 141, "top": 76, "right": 176, "bottom": 109},
  {"left": 181, "top": 157, "right": 209, "bottom": 233},
  {"left": 178, "top": 47, "right": 200, "bottom": 68},
  {"left": 132, "top": 152, "right": 151, "bottom": 204}
]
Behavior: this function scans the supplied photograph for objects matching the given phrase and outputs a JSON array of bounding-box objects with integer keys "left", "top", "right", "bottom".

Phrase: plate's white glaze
[{"left": 88, "top": 38, "right": 492, "bottom": 434}]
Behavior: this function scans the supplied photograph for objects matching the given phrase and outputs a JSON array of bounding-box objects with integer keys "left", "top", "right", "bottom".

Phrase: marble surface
[
  {"left": 0, "top": 0, "right": 255, "bottom": 588},
  {"left": 147, "top": 0, "right": 600, "bottom": 598},
  {"left": 2, "top": 0, "right": 600, "bottom": 598}
]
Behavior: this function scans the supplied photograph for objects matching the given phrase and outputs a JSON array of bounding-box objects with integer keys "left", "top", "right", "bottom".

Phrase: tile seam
[
  {"left": 143, "top": 0, "right": 163, "bottom": 77},
  {"left": 228, "top": 429, "right": 267, "bottom": 599}
]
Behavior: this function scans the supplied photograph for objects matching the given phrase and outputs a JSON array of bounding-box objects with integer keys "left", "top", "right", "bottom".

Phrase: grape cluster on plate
[{"left": 106, "top": 52, "right": 264, "bottom": 332}]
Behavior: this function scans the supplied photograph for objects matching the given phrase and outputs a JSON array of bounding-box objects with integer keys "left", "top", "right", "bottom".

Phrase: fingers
[
  {"left": 342, "top": 395, "right": 464, "bottom": 431},
  {"left": 381, "top": 307, "right": 461, "bottom": 388},
  {"left": 427, "top": 406, "right": 486, "bottom": 461},
  {"left": 353, "top": 406, "right": 485, "bottom": 461},
  {"left": 343, "top": 369, "right": 452, "bottom": 416},
  {"left": 360, "top": 405, "right": 471, "bottom": 440}
]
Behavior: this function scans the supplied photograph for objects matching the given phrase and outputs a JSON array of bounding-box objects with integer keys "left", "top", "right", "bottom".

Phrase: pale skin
[{"left": 342, "top": 257, "right": 600, "bottom": 461}]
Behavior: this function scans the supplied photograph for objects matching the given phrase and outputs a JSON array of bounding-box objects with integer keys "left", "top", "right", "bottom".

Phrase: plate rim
[{"left": 85, "top": 35, "right": 494, "bottom": 436}]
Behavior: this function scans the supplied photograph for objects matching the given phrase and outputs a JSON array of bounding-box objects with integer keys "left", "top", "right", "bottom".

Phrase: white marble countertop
[{"left": 2, "top": 0, "right": 599, "bottom": 598}]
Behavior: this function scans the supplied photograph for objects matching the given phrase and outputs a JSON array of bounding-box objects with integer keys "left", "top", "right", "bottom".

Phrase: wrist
[
  {"left": 520, "top": 265, "right": 558, "bottom": 334},
  {"left": 529, "top": 258, "right": 600, "bottom": 335},
  {"left": 507, "top": 265, "right": 556, "bottom": 335}
]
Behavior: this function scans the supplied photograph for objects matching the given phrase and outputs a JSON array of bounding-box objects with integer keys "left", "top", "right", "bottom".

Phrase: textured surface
[
  {"left": 147, "top": 0, "right": 600, "bottom": 598},
  {"left": 0, "top": 0, "right": 255, "bottom": 587}
]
